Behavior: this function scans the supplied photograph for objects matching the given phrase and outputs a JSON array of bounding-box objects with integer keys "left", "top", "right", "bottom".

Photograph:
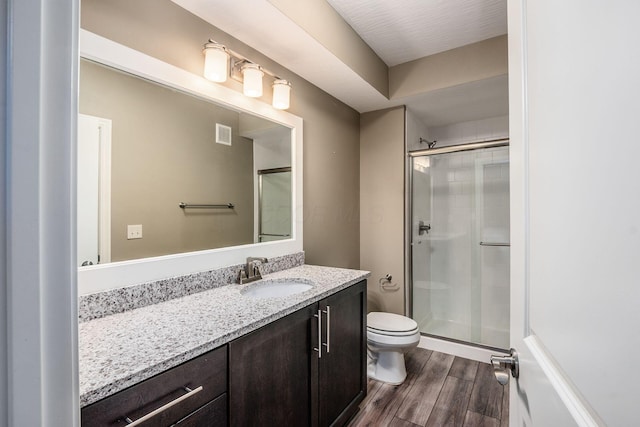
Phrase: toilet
[{"left": 366, "top": 312, "right": 421, "bottom": 385}]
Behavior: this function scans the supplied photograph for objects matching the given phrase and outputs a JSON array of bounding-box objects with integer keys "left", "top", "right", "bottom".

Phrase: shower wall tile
[{"left": 429, "top": 115, "right": 509, "bottom": 147}]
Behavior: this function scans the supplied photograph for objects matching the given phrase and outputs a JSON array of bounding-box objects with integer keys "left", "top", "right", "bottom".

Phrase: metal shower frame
[{"left": 404, "top": 137, "right": 510, "bottom": 331}]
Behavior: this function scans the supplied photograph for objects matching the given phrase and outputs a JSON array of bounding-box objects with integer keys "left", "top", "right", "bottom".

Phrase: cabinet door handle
[
  {"left": 123, "top": 385, "right": 203, "bottom": 426},
  {"left": 313, "top": 309, "right": 322, "bottom": 358},
  {"left": 322, "top": 306, "right": 331, "bottom": 353}
]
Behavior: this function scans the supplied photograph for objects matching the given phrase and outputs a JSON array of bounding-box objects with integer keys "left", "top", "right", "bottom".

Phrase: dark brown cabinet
[
  {"left": 318, "top": 282, "right": 367, "bottom": 426},
  {"left": 81, "top": 346, "right": 227, "bottom": 427},
  {"left": 229, "top": 280, "right": 367, "bottom": 427}
]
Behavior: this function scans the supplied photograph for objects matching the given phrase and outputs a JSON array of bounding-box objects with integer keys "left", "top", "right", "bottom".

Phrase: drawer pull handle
[
  {"left": 322, "top": 306, "right": 331, "bottom": 353},
  {"left": 123, "top": 385, "right": 203, "bottom": 426},
  {"left": 313, "top": 309, "right": 322, "bottom": 358}
]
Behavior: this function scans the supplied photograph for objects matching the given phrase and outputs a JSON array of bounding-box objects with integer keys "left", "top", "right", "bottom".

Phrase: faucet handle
[
  {"left": 237, "top": 269, "right": 248, "bottom": 284},
  {"left": 252, "top": 265, "right": 263, "bottom": 281},
  {"left": 239, "top": 257, "right": 269, "bottom": 284}
]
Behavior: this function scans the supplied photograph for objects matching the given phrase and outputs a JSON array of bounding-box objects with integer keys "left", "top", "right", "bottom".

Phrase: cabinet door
[
  {"left": 318, "top": 280, "right": 367, "bottom": 427},
  {"left": 229, "top": 304, "right": 319, "bottom": 427}
]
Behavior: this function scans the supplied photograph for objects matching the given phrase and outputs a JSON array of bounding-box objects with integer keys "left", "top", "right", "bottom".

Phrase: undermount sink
[{"left": 241, "top": 279, "right": 314, "bottom": 298}]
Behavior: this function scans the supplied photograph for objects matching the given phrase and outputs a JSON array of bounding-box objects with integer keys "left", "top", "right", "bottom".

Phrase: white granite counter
[{"left": 79, "top": 264, "right": 370, "bottom": 407}]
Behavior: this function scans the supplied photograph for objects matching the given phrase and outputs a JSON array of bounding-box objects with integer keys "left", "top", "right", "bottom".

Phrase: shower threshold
[{"left": 419, "top": 318, "right": 509, "bottom": 352}]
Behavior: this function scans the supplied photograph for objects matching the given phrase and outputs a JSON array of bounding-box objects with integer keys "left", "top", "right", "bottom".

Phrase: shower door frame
[
  {"left": 257, "top": 166, "right": 292, "bottom": 243},
  {"left": 405, "top": 138, "right": 510, "bottom": 350}
]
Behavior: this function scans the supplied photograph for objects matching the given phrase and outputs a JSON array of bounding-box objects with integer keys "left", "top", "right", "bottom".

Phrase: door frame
[
  {"left": 78, "top": 114, "right": 112, "bottom": 264},
  {"left": 2, "top": 0, "right": 79, "bottom": 425}
]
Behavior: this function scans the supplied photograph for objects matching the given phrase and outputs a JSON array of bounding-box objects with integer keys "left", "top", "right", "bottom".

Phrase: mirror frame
[{"left": 78, "top": 30, "right": 303, "bottom": 295}]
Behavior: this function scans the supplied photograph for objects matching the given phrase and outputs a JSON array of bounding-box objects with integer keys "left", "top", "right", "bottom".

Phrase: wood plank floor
[{"left": 348, "top": 348, "right": 509, "bottom": 427}]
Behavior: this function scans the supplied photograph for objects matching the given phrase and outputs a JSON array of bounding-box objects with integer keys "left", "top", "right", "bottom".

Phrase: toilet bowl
[{"left": 367, "top": 312, "right": 421, "bottom": 385}]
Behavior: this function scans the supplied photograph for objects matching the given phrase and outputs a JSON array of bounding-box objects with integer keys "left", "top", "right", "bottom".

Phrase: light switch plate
[{"left": 127, "top": 224, "right": 142, "bottom": 240}]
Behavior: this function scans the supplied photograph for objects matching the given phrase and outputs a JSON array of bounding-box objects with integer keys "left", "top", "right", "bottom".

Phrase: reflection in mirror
[
  {"left": 258, "top": 168, "right": 292, "bottom": 242},
  {"left": 78, "top": 59, "right": 292, "bottom": 266}
]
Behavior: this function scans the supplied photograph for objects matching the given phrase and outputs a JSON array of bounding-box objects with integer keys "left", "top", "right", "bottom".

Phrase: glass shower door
[
  {"left": 258, "top": 168, "right": 292, "bottom": 242},
  {"left": 411, "top": 145, "right": 510, "bottom": 350}
]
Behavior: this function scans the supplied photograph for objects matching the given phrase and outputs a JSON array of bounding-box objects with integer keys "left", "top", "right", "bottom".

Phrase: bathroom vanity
[
  {"left": 79, "top": 264, "right": 369, "bottom": 426},
  {"left": 76, "top": 28, "right": 366, "bottom": 427}
]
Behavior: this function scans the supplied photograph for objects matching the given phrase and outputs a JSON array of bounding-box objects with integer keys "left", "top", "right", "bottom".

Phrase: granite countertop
[{"left": 79, "top": 264, "right": 370, "bottom": 407}]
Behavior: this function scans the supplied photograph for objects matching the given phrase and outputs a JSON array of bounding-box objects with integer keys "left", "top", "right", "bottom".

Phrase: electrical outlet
[{"left": 127, "top": 224, "right": 142, "bottom": 240}]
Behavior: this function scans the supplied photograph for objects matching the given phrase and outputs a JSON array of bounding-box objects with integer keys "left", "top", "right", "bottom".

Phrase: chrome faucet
[{"left": 237, "top": 257, "right": 269, "bottom": 284}]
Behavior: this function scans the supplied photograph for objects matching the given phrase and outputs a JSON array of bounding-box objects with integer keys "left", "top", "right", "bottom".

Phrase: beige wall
[
  {"left": 360, "top": 107, "right": 406, "bottom": 314},
  {"left": 79, "top": 60, "right": 254, "bottom": 262},
  {"left": 81, "top": 0, "right": 361, "bottom": 269},
  {"left": 389, "top": 35, "right": 508, "bottom": 100}
]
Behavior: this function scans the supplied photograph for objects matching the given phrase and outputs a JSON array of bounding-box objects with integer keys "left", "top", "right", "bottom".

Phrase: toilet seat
[
  {"left": 367, "top": 312, "right": 419, "bottom": 336},
  {"left": 367, "top": 329, "right": 421, "bottom": 347}
]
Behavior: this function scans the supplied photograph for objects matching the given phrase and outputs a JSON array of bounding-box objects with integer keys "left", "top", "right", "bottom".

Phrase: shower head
[{"left": 419, "top": 137, "right": 437, "bottom": 149}]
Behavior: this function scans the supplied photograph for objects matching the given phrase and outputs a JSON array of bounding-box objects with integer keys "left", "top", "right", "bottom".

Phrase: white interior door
[
  {"left": 508, "top": 1, "right": 640, "bottom": 425},
  {"left": 77, "top": 114, "right": 111, "bottom": 266}
]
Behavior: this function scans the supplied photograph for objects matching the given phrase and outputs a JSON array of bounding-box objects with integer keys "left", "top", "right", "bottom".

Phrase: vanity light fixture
[
  {"left": 241, "top": 63, "right": 264, "bottom": 98},
  {"left": 272, "top": 79, "right": 291, "bottom": 110},
  {"left": 203, "top": 42, "right": 229, "bottom": 83},
  {"left": 202, "top": 39, "right": 292, "bottom": 109}
]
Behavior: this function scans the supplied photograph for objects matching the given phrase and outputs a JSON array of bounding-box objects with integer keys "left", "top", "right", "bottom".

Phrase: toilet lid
[{"left": 367, "top": 312, "right": 418, "bottom": 333}]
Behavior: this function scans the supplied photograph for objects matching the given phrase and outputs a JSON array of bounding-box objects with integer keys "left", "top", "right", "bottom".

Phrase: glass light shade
[
  {"left": 272, "top": 79, "right": 291, "bottom": 110},
  {"left": 242, "top": 64, "right": 264, "bottom": 97},
  {"left": 203, "top": 44, "right": 229, "bottom": 82}
]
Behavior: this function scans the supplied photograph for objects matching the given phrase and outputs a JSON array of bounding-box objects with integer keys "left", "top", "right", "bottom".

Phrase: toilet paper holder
[{"left": 379, "top": 274, "right": 399, "bottom": 292}]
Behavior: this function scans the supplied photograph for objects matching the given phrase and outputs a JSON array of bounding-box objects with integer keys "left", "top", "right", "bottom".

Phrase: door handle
[
  {"left": 322, "top": 306, "right": 330, "bottom": 353},
  {"left": 490, "top": 348, "right": 519, "bottom": 385},
  {"left": 313, "top": 310, "right": 322, "bottom": 359}
]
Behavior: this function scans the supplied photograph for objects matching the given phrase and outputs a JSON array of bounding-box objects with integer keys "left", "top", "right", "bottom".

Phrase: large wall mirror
[{"left": 78, "top": 30, "right": 303, "bottom": 294}]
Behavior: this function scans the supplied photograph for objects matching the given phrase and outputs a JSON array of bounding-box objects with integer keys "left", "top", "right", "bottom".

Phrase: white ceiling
[
  {"left": 172, "top": 0, "right": 508, "bottom": 126},
  {"left": 326, "top": 0, "right": 508, "bottom": 66}
]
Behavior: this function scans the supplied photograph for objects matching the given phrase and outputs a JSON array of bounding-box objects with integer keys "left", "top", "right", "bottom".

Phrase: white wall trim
[
  {"left": 97, "top": 118, "right": 112, "bottom": 264},
  {"left": 0, "top": 0, "right": 7, "bottom": 423},
  {"left": 5, "top": 0, "right": 79, "bottom": 425},
  {"left": 418, "top": 335, "right": 507, "bottom": 364},
  {"left": 524, "top": 336, "right": 604, "bottom": 427}
]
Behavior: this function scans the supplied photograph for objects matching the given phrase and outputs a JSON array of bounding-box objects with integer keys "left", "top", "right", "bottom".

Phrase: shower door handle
[
  {"left": 490, "top": 348, "right": 519, "bottom": 385},
  {"left": 418, "top": 221, "right": 431, "bottom": 235}
]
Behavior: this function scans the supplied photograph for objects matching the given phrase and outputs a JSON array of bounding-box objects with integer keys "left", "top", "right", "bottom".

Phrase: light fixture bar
[{"left": 203, "top": 39, "right": 292, "bottom": 109}]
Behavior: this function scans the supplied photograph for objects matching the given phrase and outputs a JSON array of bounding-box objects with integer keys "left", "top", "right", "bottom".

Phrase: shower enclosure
[
  {"left": 258, "top": 167, "right": 292, "bottom": 243},
  {"left": 408, "top": 140, "right": 510, "bottom": 350}
]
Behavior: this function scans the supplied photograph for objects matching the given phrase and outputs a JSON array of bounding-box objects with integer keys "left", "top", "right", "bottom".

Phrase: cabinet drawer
[
  {"left": 82, "top": 346, "right": 227, "bottom": 426},
  {"left": 174, "top": 393, "right": 227, "bottom": 427}
]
